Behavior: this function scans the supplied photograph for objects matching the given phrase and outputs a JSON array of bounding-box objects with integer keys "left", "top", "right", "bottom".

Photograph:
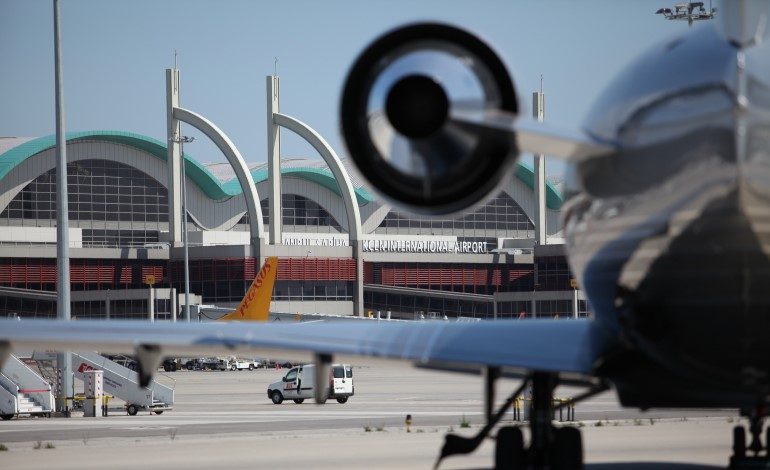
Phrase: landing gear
[
  {"left": 495, "top": 426, "right": 525, "bottom": 469},
  {"left": 730, "top": 407, "right": 770, "bottom": 468},
  {"left": 524, "top": 372, "right": 584, "bottom": 469},
  {"left": 551, "top": 426, "right": 584, "bottom": 470},
  {"left": 435, "top": 371, "right": 604, "bottom": 470},
  {"left": 733, "top": 426, "right": 746, "bottom": 460},
  {"left": 529, "top": 372, "right": 556, "bottom": 468}
]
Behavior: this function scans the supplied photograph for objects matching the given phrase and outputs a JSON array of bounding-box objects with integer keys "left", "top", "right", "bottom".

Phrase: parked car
[{"left": 229, "top": 358, "right": 261, "bottom": 371}]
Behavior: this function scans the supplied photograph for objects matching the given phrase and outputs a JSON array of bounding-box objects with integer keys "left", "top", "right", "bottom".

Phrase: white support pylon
[
  {"left": 166, "top": 69, "right": 183, "bottom": 246},
  {"left": 267, "top": 75, "right": 282, "bottom": 245},
  {"left": 533, "top": 90, "right": 547, "bottom": 246}
]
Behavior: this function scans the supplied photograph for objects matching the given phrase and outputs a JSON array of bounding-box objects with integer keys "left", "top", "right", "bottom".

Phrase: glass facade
[
  {"left": 0, "top": 159, "right": 167, "bottom": 247},
  {"left": 170, "top": 258, "right": 250, "bottom": 304},
  {"left": 81, "top": 229, "right": 160, "bottom": 247},
  {"left": 0, "top": 296, "right": 54, "bottom": 319},
  {"left": 495, "top": 300, "right": 533, "bottom": 318},
  {"left": 495, "top": 299, "right": 589, "bottom": 319},
  {"left": 535, "top": 256, "right": 573, "bottom": 291},
  {"left": 169, "top": 257, "right": 355, "bottom": 304},
  {"left": 375, "top": 192, "right": 534, "bottom": 236},
  {"left": 236, "top": 194, "right": 343, "bottom": 232},
  {"left": 364, "top": 291, "right": 492, "bottom": 318},
  {"left": 68, "top": 299, "right": 171, "bottom": 320},
  {"left": 273, "top": 280, "right": 353, "bottom": 301},
  {"left": 0, "top": 297, "right": 173, "bottom": 320},
  {"left": 366, "top": 262, "right": 534, "bottom": 295}
]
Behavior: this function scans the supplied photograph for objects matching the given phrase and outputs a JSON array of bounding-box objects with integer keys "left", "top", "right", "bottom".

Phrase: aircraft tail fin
[{"left": 219, "top": 256, "right": 278, "bottom": 322}]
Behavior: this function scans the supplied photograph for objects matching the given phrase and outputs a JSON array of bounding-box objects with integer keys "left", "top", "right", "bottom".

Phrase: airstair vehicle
[
  {"left": 71, "top": 351, "right": 174, "bottom": 415},
  {"left": 0, "top": 354, "right": 54, "bottom": 420}
]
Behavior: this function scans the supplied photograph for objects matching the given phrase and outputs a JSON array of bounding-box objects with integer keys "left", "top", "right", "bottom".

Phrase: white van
[{"left": 267, "top": 364, "right": 354, "bottom": 404}]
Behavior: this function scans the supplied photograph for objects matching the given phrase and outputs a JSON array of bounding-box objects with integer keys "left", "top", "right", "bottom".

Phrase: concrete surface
[{"left": 0, "top": 361, "right": 743, "bottom": 469}]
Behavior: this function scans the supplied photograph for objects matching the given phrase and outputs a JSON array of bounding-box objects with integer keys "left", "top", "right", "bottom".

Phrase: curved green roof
[
  {"left": 230, "top": 167, "right": 374, "bottom": 205},
  {"left": 0, "top": 130, "right": 561, "bottom": 209},
  {"left": 0, "top": 130, "right": 232, "bottom": 199},
  {"left": 513, "top": 162, "right": 562, "bottom": 210}
]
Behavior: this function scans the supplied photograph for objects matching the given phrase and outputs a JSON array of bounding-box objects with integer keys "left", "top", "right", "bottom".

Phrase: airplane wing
[
  {"left": 0, "top": 317, "right": 615, "bottom": 378},
  {"left": 450, "top": 108, "right": 617, "bottom": 161}
]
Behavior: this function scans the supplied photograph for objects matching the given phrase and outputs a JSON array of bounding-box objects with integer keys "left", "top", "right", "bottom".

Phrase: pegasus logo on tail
[{"left": 219, "top": 257, "right": 278, "bottom": 322}]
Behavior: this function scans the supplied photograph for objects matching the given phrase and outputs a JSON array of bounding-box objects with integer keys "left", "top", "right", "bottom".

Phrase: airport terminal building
[
  {"left": 0, "top": 131, "right": 586, "bottom": 321},
  {"left": 0, "top": 73, "right": 587, "bottom": 321}
]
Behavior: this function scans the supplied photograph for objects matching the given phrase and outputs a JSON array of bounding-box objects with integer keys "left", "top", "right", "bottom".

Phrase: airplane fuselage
[{"left": 564, "top": 25, "right": 770, "bottom": 408}]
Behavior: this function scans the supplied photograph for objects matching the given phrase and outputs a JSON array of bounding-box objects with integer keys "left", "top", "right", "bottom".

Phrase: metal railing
[
  {"left": 0, "top": 373, "right": 19, "bottom": 415},
  {"left": 76, "top": 352, "right": 177, "bottom": 391},
  {"left": 511, "top": 397, "right": 576, "bottom": 422}
]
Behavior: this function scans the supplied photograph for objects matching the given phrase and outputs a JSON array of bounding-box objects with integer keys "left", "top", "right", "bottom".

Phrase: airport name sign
[
  {"left": 283, "top": 236, "right": 489, "bottom": 254},
  {"left": 284, "top": 237, "right": 349, "bottom": 247},
  {"left": 363, "top": 239, "right": 488, "bottom": 254}
]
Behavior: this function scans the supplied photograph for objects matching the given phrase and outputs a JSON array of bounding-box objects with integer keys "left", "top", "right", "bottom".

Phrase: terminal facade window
[
  {"left": 495, "top": 299, "right": 590, "bottom": 319},
  {"left": 0, "top": 296, "right": 174, "bottom": 320},
  {"left": 0, "top": 159, "right": 167, "bottom": 247},
  {"left": 0, "top": 296, "right": 54, "bottom": 319},
  {"left": 375, "top": 192, "right": 534, "bottom": 237},
  {"left": 169, "top": 257, "right": 355, "bottom": 304},
  {"left": 363, "top": 291, "right": 492, "bottom": 319},
  {"left": 235, "top": 194, "right": 343, "bottom": 233},
  {"left": 535, "top": 256, "right": 573, "bottom": 291},
  {"left": 273, "top": 280, "right": 353, "bottom": 301},
  {"left": 365, "top": 262, "right": 534, "bottom": 295}
]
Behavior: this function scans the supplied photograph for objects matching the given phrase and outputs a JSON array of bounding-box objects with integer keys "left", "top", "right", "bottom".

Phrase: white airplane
[{"left": 2, "top": 3, "right": 770, "bottom": 469}]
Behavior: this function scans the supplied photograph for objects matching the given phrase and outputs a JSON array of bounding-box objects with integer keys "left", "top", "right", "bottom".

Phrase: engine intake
[{"left": 340, "top": 23, "right": 519, "bottom": 215}]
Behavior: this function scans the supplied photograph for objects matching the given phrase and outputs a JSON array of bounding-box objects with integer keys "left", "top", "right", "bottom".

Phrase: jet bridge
[
  {"left": 0, "top": 354, "right": 54, "bottom": 420},
  {"left": 71, "top": 351, "right": 174, "bottom": 416}
]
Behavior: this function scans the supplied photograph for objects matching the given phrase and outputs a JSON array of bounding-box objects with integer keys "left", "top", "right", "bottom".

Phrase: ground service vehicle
[
  {"left": 267, "top": 364, "right": 353, "bottom": 404},
  {"left": 162, "top": 358, "right": 182, "bottom": 372},
  {"left": 185, "top": 358, "right": 227, "bottom": 371},
  {"left": 229, "top": 359, "right": 259, "bottom": 371}
]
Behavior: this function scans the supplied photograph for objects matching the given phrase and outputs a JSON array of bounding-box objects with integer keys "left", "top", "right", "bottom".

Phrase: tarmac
[{"left": 0, "top": 360, "right": 742, "bottom": 469}]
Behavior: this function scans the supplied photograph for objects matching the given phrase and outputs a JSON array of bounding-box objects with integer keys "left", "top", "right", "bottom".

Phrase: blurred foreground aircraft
[{"left": 3, "top": 2, "right": 770, "bottom": 468}]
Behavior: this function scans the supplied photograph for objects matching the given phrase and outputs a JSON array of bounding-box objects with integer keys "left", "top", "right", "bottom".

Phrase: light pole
[
  {"left": 53, "top": 0, "right": 72, "bottom": 417},
  {"left": 655, "top": 2, "right": 716, "bottom": 26},
  {"left": 170, "top": 135, "right": 194, "bottom": 322},
  {"left": 306, "top": 250, "right": 314, "bottom": 313}
]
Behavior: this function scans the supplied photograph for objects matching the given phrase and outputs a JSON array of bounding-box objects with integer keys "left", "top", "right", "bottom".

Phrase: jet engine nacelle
[{"left": 340, "top": 23, "right": 519, "bottom": 215}]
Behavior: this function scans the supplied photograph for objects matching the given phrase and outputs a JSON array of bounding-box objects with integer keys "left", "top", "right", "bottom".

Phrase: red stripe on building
[{"left": 277, "top": 258, "right": 356, "bottom": 281}]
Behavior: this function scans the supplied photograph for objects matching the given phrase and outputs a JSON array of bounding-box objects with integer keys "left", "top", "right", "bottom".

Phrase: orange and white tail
[{"left": 219, "top": 257, "right": 278, "bottom": 322}]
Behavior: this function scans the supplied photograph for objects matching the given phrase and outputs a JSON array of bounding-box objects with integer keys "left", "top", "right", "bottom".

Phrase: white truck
[
  {"left": 267, "top": 364, "right": 353, "bottom": 404},
  {"left": 228, "top": 358, "right": 260, "bottom": 371}
]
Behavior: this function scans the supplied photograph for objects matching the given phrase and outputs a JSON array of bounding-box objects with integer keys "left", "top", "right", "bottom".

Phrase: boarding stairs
[
  {"left": 70, "top": 351, "right": 174, "bottom": 415},
  {"left": 17, "top": 394, "right": 45, "bottom": 413},
  {"left": 0, "top": 354, "right": 54, "bottom": 419}
]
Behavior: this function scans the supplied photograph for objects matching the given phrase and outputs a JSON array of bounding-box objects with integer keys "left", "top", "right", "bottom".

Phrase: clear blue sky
[{"left": 1, "top": 0, "right": 712, "bottom": 177}]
